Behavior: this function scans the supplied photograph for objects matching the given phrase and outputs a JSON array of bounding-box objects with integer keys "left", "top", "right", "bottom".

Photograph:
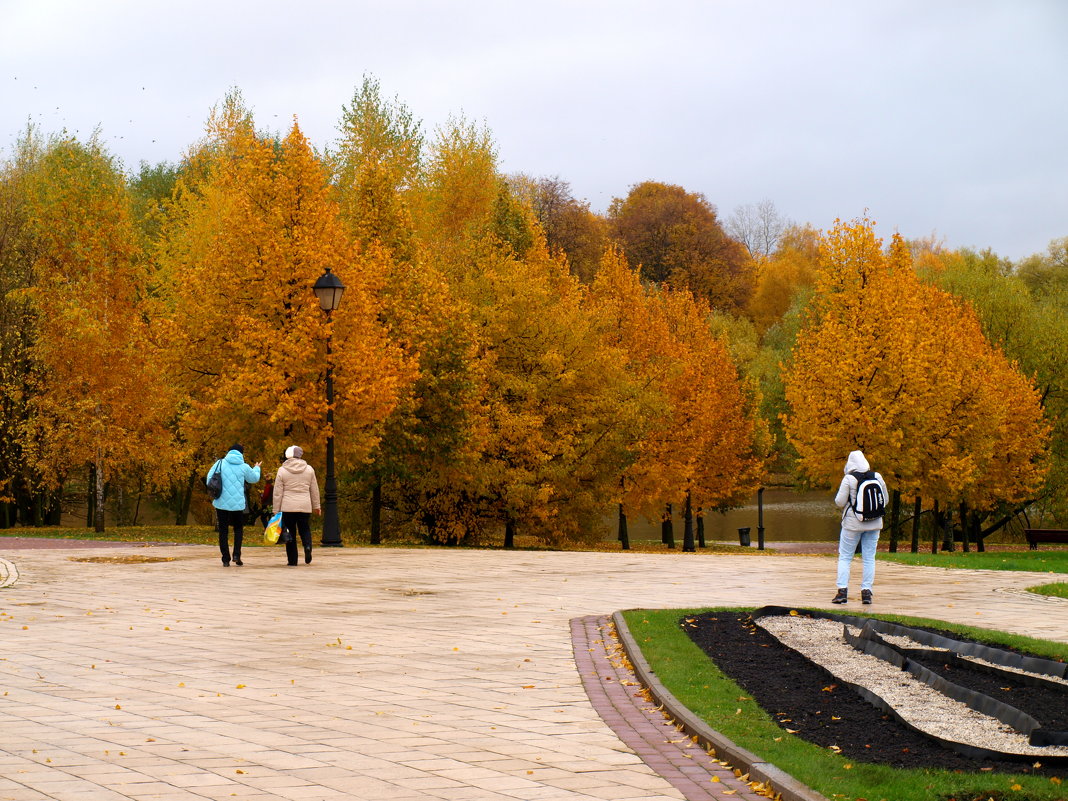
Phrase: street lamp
[{"left": 313, "top": 267, "right": 345, "bottom": 547}]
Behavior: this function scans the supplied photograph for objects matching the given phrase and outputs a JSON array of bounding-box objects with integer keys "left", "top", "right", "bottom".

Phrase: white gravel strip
[
  {"left": 756, "top": 614, "right": 1068, "bottom": 758},
  {"left": 876, "top": 631, "right": 949, "bottom": 652},
  {"left": 958, "top": 655, "right": 1068, "bottom": 687},
  {"left": 863, "top": 630, "right": 1068, "bottom": 687}
]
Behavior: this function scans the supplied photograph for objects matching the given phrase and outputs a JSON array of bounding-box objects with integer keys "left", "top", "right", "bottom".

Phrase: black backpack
[
  {"left": 206, "top": 460, "right": 224, "bottom": 500},
  {"left": 850, "top": 470, "right": 885, "bottom": 521}
]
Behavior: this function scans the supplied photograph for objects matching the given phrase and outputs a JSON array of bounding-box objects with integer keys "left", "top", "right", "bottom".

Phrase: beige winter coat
[{"left": 272, "top": 458, "right": 321, "bottom": 513}]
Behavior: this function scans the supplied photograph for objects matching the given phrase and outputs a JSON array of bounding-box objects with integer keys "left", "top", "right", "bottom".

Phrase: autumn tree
[
  {"left": 919, "top": 243, "right": 1068, "bottom": 525},
  {"left": 21, "top": 134, "right": 173, "bottom": 531},
  {"left": 330, "top": 80, "right": 486, "bottom": 544},
  {"left": 409, "top": 118, "right": 648, "bottom": 545},
  {"left": 747, "top": 224, "right": 820, "bottom": 335},
  {"left": 608, "top": 181, "right": 751, "bottom": 312},
  {"left": 330, "top": 75, "right": 422, "bottom": 265},
  {"left": 0, "top": 128, "right": 46, "bottom": 526},
  {"left": 782, "top": 218, "right": 1049, "bottom": 533},
  {"left": 451, "top": 238, "right": 643, "bottom": 546},
  {"left": 157, "top": 95, "right": 408, "bottom": 489},
  {"left": 412, "top": 115, "right": 499, "bottom": 264},
  {"left": 508, "top": 174, "right": 607, "bottom": 282},
  {"left": 589, "top": 247, "right": 767, "bottom": 547}
]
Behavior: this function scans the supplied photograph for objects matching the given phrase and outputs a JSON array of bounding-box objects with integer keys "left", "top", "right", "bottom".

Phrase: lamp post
[{"left": 312, "top": 267, "right": 346, "bottom": 547}]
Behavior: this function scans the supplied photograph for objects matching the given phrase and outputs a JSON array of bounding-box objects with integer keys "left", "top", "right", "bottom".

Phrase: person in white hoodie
[
  {"left": 272, "top": 445, "right": 322, "bottom": 566},
  {"left": 832, "top": 450, "right": 888, "bottom": 605}
]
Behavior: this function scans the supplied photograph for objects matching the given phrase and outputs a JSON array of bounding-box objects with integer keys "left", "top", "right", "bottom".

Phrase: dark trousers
[
  {"left": 217, "top": 509, "right": 244, "bottom": 564},
  {"left": 282, "top": 512, "right": 312, "bottom": 565}
]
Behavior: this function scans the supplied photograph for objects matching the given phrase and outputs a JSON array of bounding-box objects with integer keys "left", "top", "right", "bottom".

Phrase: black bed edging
[
  {"left": 611, "top": 610, "right": 832, "bottom": 801},
  {"left": 751, "top": 606, "right": 1068, "bottom": 761}
]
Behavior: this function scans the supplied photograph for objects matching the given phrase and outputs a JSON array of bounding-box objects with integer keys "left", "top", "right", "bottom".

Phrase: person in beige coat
[{"left": 272, "top": 445, "right": 321, "bottom": 565}]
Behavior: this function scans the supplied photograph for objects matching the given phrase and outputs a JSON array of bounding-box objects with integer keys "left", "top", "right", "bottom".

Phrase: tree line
[{"left": 0, "top": 77, "right": 1062, "bottom": 547}]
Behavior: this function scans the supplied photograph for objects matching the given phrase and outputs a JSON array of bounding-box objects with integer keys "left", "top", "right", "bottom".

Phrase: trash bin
[{"left": 738, "top": 527, "right": 751, "bottom": 547}]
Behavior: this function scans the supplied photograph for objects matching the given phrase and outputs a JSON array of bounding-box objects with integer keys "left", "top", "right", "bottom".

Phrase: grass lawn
[
  {"left": 1029, "top": 582, "right": 1068, "bottom": 599},
  {"left": 0, "top": 525, "right": 222, "bottom": 546},
  {"left": 879, "top": 549, "right": 1068, "bottom": 574},
  {"left": 0, "top": 527, "right": 761, "bottom": 554},
  {"left": 623, "top": 607, "right": 1068, "bottom": 801}
]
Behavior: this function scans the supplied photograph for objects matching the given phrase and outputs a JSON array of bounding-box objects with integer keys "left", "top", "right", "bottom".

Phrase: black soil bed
[{"left": 683, "top": 611, "right": 1068, "bottom": 777}]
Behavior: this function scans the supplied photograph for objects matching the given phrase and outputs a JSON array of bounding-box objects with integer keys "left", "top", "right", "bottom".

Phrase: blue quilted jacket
[{"left": 206, "top": 450, "right": 261, "bottom": 512}]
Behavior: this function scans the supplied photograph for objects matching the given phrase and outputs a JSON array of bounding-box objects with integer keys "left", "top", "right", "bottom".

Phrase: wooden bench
[{"left": 1025, "top": 529, "right": 1068, "bottom": 550}]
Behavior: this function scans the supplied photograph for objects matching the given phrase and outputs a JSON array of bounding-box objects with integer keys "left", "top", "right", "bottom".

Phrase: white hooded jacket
[{"left": 834, "top": 450, "right": 888, "bottom": 533}]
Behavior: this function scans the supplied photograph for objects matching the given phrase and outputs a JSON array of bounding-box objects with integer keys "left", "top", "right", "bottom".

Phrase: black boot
[
  {"left": 831, "top": 588, "right": 848, "bottom": 604},
  {"left": 861, "top": 589, "right": 873, "bottom": 605},
  {"left": 304, "top": 546, "right": 312, "bottom": 564}
]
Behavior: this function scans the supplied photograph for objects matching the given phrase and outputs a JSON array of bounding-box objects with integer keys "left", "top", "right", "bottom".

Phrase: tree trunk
[
  {"left": 682, "top": 490, "right": 695, "bottom": 552},
  {"left": 618, "top": 503, "right": 629, "bottom": 550},
  {"left": 697, "top": 508, "right": 705, "bottom": 548},
  {"left": 94, "top": 457, "right": 105, "bottom": 533},
  {"left": 176, "top": 471, "right": 195, "bottom": 525},
  {"left": 959, "top": 501, "right": 970, "bottom": 552},
  {"left": 910, "top": 496, "right": 921, "bottom": 553},
  {"left": 930, "top": 500, "right": 939, "bottom": 554},
  {"left": 973, "top": 512, "right": 984, "bottom": 552},
  {"left": 662, "top": 504, "right": 675, "bottom": 549},
  {"left": 889, "top": 489, "right": 901, "bottom": 553},
  {"left": 941, "top": 504, "right": 954, "bottom": 552},
  {"left": 370, "top": 479, "right": 382, "bottom": 545},
  {"left": 87, "top": 464, "right": 96, "bottom": 528},
  {"left": 504, "top": 517, "right": 515, "bottom": 549}
]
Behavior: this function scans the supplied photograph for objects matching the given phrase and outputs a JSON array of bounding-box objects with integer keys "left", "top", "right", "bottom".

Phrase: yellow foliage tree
[
  {"left": 21, "top": 135, "right": 173, "bottom": 530},
  {"left": 782, "top": 218, "right": 1048, "bottom": 518},
  {"left": 331, "top": 81, "right": 487, "bottom": 543},
  {"left": 747, "top": 224, "right": 819, "bottom": 334},
  {"left": 440, "top": 236, "right": 644, "bottom": 546}
]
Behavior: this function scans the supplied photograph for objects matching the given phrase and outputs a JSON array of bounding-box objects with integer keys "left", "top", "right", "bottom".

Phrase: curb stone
[
  {"left": 612, "top": 609, "right": 831, "bottom": 801},
  {"left": 0, "top": 557, "right": 18, "bottom": 588}
]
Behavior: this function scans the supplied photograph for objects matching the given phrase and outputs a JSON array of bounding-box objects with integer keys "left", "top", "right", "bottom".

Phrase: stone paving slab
[{"left": 1, "top": 544, "right": 1067, "bottom": 800}]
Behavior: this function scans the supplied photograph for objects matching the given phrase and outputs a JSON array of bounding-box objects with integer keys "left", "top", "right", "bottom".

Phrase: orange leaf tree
[
  {"left": 156, "top": 95, "right": 409, "bottom": 480},
  {"left": 589, "top": 247, "right": 767, "bottom": 544}
]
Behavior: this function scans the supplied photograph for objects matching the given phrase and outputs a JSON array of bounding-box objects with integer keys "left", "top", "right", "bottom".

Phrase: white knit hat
[{"left": 285, "top": 445, "right": 304, "bottom": 459}]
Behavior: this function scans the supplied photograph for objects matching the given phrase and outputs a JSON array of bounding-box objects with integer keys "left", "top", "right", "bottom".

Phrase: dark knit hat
[{"left": 229, "top": 443, "right": 244, "bottom": 454}]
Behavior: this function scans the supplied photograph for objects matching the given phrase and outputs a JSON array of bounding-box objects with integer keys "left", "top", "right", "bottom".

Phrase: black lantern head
[{"left": 312, "top": 267, "right": 346, "bottom": 312}]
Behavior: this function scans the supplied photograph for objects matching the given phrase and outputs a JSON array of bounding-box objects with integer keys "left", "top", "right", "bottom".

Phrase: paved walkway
[{"left": 1, "top": 543, "right": 1066, "bottom": 801}]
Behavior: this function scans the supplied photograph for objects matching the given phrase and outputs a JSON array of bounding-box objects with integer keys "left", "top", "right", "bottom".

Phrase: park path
[{"left": 1, "top": 543, "right": 1066, "bottom": 800}]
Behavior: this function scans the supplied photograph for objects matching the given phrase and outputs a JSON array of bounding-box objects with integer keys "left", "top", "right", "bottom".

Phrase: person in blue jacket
[{"left": 206, "top": 444, "right": 262, "bottom": 566}]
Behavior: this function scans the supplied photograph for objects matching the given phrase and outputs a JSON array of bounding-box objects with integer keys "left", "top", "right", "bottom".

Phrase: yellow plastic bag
[{"left": 264, "top": 512, "right": 283, "bottom": 545}]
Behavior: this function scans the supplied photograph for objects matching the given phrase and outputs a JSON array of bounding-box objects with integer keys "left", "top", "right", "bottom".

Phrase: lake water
[{"left": 612, "top": 488, "right": 841, "bottom": 543}]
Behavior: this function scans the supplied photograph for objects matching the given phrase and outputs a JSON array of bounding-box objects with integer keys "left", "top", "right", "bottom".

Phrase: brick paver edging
[
  {"left": 572, "top": 614, "right": 769, "bottom": 801},
  {"left": 611, "top": 610, "right": 830, "bottom": 801}
]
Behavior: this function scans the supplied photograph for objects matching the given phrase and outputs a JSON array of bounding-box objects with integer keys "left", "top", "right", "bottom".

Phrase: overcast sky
[{"left": 2, "top": 0, "right": 1065, "bottom": 261}]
